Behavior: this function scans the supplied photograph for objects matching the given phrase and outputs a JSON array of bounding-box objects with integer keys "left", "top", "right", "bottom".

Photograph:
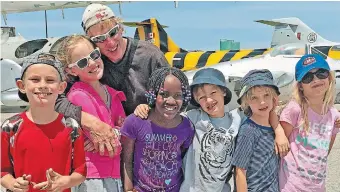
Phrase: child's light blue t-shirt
[{"left": 180, "top": 106, "right": 244, "bottom": 192}]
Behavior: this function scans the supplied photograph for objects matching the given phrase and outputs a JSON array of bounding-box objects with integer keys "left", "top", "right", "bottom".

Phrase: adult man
[{"left": 55, "top": 4, "right": 169, "bottom": 156}]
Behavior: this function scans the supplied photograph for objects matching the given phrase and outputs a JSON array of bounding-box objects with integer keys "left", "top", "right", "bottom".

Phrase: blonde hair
[
  {"left": 56, "top": 35, "right": 96, "bottom": 80},
  {"left": 292, "top": 71, "right": 336, "bottom": 133},
  {"left": 240, "top": 85, "right": 278, "bottom": 116},
  {"left": 87, "top": 17, "right": 124, "bottom": 34}
]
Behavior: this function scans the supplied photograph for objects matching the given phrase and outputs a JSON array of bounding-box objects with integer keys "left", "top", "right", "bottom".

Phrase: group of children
[{"left": 1, "top": 33, "right": 339, "bottom": 192}]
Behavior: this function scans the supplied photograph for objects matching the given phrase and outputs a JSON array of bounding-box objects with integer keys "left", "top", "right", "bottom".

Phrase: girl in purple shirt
[{"left": 121, "top": 67, "right": 194, "bottom": 192}]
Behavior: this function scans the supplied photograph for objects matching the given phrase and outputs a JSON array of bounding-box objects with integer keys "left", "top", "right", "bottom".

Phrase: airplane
[
  {"left": 130, "top": 17, "right": 340, "bottom": 71},
  {"left": 2, "top": 16, "right": 340, "bottom": 69},
  {"left": 1, "top": 3, "right": 339, "bottom": 108},
  {"left": 1, "top": 16, "right": 340, "bottom": 108},
  {"left": 184, "top": 43, "right": 340, "bottom": 111}
]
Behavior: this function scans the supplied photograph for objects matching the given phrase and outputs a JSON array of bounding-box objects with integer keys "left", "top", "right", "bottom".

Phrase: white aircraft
[
  {"left": 185, "top": 43, "right": 340, "bottom": 111},
  {"left": 1, "top": 3, "right": 339, "bottom": 108}
]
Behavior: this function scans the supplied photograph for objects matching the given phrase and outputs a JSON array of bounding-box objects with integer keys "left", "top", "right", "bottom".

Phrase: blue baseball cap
[
  {"left": 237, "top": 69, "right": 280, "bottom": 104},
  {"left": 190, "top": 68, "right": 232, "bottom": 107},
  {"left": 295, "top": 54, "right": 330, "bottom": 82}
]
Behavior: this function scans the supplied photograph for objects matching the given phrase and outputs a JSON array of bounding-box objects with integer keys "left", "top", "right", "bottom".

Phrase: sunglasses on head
[
  {"left": 68, "top": 48, "right": 101, "bottom": 69},
  {"left": 301, "top": 68, "right": 329, "bottom": 84},
  {"left": 90, "top": 24, "right": 120, "bottom": 43}
]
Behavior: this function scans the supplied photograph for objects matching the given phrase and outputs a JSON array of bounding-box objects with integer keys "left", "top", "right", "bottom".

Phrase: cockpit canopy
[{"left": 270, "top": 43, "right": 307, "bottom": 57}]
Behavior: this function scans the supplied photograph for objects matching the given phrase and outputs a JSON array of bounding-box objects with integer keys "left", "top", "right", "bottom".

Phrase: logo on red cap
[{"left": 303, "top": 56, "right": 316, "bottom": 66}]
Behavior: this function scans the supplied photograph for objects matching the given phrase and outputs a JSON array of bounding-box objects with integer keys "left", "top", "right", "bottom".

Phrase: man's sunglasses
[
  {"left": 301, "top": 68, "right": 330, "bottom": 84},
  {"left": 90, "top": 24, "right": 120, "bottom": 43},
  {"left": 68, "top": 48, "right": 101, "bottom": 69}
]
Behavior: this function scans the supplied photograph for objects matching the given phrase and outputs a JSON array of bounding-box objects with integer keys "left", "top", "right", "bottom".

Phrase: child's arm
[
  {"left": 231, "top": 124, "right": 256, "bottom": 192},
  {"left": 329, "top": 123, "right": 340, "bottom": 155},
  {"left": 235, "top": 167, "right": 248, "bottom": 192},
  {"left": 269, "top": 110, "right": 290, "bottom": 157},
  {"left": 68, "top": 90, "right": 121, "bottom": 157},
  {"left": 1, "top": 130, "right": 32, "bottom": 191},
  {"left": 280, "top": 121, "right": 294, "bottom": 138},
  {"left": 134, "top": 104, "right": 150, "bottom": 119},
  {"left": 121, "top": 136, "right": 135, "bottom": 191},
  {"left": 334, "top": 118, "right": 340, "bottom": 128},
  {"left": 328, "top": 135, "right": 337, "bottom": 155},
  {"left": 278, "top": 101, "right": 300, "bottom": 139},
  {"left": 57, "top": 93, "right": 118, "bottom": 157}
]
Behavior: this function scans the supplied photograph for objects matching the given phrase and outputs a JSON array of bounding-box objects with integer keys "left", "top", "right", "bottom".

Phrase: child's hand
[
  {"left": 46, "top": 168, "right": 70, "bottom": 192},
  {"left": 33, "top": 169, "right": 53, "bottom": 190},
  {"left": 10, "top": 174, "right": 32, "bottom": 192},
  {"left": 33, "top": 168, "right": 70, "bottom": 191},
  {"left": 274, "top": 127, "right": 290, "bottom": 157},
  {"left": 84, "top": 137, "right": 97, "bottom": 152},
  {"left": 334, "top": 118, "right": 340, "bottom": 128},
  {"left": 134, "top": 104, "right": 150, "bottom": 119}
]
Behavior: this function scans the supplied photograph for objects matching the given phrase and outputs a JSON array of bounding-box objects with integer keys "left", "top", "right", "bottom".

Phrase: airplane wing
[
  {"left": 1, "top": 1, "right": 122, "bottom": 14},
  {"left": 255, "top": 19, "right": 288, "bottom": 27},
  {"left": 123, "top": 21, "right": 168, "bottom": 28}
]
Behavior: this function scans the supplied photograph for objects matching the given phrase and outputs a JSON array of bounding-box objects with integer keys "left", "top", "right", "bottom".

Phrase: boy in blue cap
[{"left": 231, "top": 69, "right": 282, "bottom": 192}]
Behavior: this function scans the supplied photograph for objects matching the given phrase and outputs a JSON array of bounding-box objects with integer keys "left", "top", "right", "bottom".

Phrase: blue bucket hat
[
  {"left": 190, "top": 68, "right": 232, "bottom": 107},
  {"left": 237, "top": 69, "right": 280, "bottom": 104},
  {"left": 295, "top": 54, "right": 330, "bottom": 82}
]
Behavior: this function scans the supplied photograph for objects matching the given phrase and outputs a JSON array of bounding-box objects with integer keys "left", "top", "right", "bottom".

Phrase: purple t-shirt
[{"left": 121, "top": 114, "right": 195, "bottom": 192}]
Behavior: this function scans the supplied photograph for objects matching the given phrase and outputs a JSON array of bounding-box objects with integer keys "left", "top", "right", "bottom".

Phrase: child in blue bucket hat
[{"left": 231, "top": 69, "right": 288, "bottom": 192}]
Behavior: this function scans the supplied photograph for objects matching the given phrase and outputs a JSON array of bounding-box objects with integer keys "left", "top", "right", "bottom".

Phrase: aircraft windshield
[{"left": 270, "top": 43, "right": 307, "bottom": 57}]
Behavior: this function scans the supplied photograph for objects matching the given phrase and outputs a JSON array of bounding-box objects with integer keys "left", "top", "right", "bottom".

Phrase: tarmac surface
[{"left": 1, "top": 106, "right": 339, "bottom": 191}]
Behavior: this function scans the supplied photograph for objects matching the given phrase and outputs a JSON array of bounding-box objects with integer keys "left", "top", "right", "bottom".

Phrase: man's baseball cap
[
  {"left": 295, "top": 54, "right": 330, "bottom": 82},
  {"left": 81, "top": 3, "right": 115, "bottom": 32},
  {"left": 18, "top": 52, "right": 65, "bottom": 102},
  {"left": 190, "top": 68, "right": 232, "bottom": 107},
  {"left": 237, "top": 69, "right": 280, "bottom": 104}
]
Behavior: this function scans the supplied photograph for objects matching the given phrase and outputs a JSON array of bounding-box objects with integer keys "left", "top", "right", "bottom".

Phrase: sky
[{"left": 1, "top": 1, "right": 340, "bottom": 51}]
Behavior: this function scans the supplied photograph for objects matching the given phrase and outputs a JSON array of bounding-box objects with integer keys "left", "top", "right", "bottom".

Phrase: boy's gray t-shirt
[
  {"left": 180, "top": 106, "right": 243, "bottom": 192},
  {"left": 231, "top": 118, "right": 279, "bottom": 192}
]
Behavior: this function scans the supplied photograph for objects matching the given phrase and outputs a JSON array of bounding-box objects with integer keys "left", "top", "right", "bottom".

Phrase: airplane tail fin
[
  {"left": 124, "top": 18, "right": 186, "bottom": 53},
  {"left": 255, "top": 17, "right": 332, "bottom": 47}
]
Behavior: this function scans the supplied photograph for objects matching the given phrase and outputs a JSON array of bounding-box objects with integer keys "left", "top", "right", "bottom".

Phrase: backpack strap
[{"left": 1, "top": 114, "right": 24, "bottom": 178}]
